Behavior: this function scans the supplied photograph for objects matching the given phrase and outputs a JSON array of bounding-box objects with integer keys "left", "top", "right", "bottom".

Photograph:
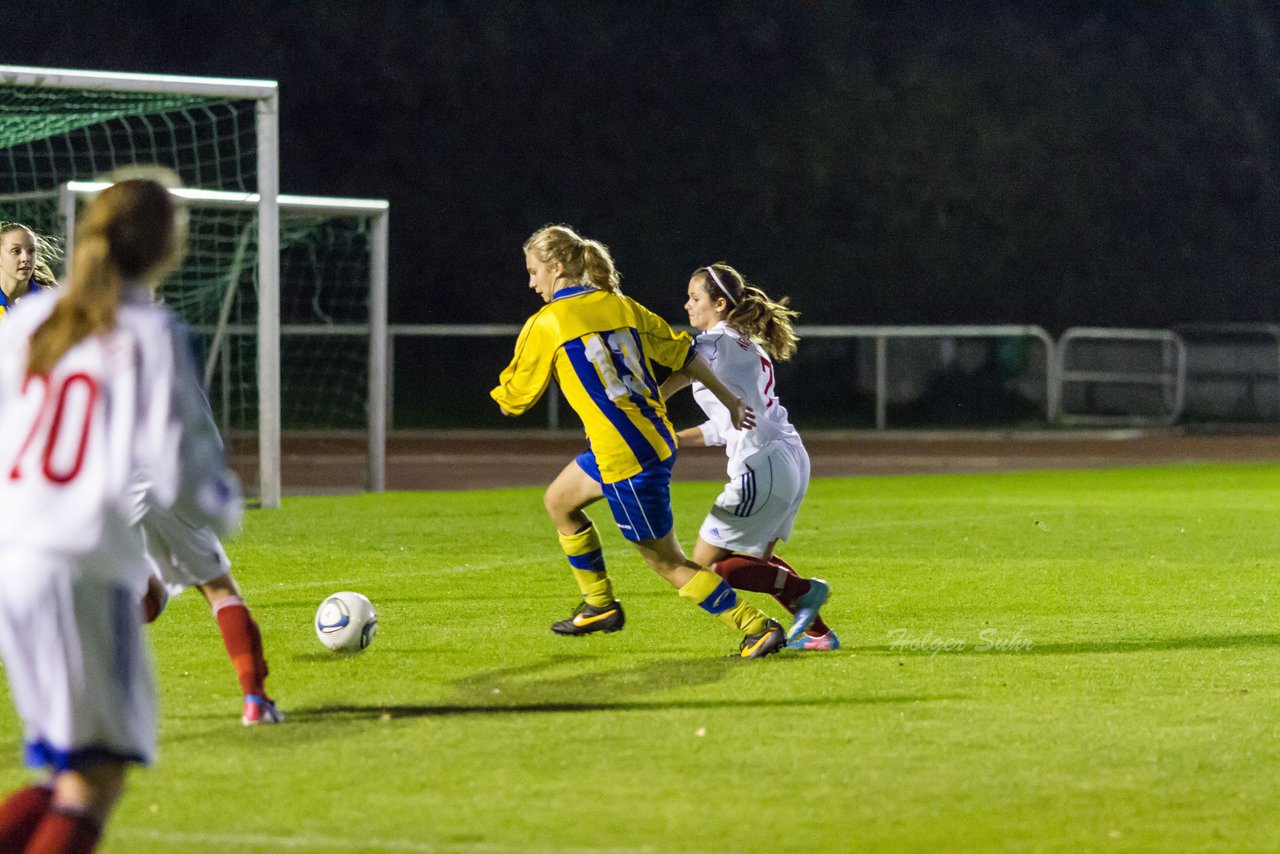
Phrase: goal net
[{"left": 0, "top": 65, "right": 387, "bottom": 505}]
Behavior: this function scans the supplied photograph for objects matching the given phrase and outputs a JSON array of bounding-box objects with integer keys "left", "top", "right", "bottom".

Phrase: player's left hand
[
  {"left": 141, "top": 574, "right": 169, "bottom": 623},
  {"left": 730, "top": 399, "right": 756, "bottom": 430}
]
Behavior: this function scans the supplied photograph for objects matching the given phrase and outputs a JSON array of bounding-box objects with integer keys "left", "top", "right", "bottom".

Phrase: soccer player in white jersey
[
  {"left": 661, "top": 263, "right": 838, "bottom": 650},
  {"left": 138, "top": 478, "right": 280, "bottom": 726},
  {"left": 0, "top": 173, "right": 242, "bottom": 853},
  {"left": 0, "top": 222, "right": 277, "bottom": 727}
]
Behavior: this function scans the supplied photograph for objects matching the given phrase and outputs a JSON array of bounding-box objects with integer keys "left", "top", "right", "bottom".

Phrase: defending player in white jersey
[
  {"left": 137, "top": 471, "right": 280, "bottom": 727},
  {"left": 0, "top": 172, "right": 242, "bottom": 853},
  {"left": 661, "top": 263, "right": 838, "bottom": 650}
]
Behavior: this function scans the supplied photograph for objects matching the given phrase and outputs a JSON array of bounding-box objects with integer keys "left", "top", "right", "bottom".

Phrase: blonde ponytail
[
  {"left": 27, "top": 173, "right": 183, "bottom": 376},
  {"left": 27, "top": 236, "right": 121, "bottom": 376},
  {"left": 524, "top": 224, "right": 621, "bottom": 294}
]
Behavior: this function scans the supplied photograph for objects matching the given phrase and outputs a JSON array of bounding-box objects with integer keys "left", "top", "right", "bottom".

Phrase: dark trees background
[{"left": 9, "top": 1, "right": 1280, "bottom": 332}]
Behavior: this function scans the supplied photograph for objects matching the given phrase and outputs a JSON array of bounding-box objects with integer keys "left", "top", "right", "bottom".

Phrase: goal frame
[
  {"left": 0, "top": 64, "right": 285, "bottom": 506},
  {"left": 59, "top": 181, "right": 389, "bottom": 496}
]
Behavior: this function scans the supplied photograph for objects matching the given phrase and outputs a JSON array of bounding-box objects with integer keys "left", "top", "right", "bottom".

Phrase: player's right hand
[{"left": 731, "top": 399, "right": 756, "bottom": 430}]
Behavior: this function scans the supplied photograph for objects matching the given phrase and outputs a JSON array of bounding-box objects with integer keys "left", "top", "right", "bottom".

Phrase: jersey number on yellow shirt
[{"left": 584, "top": 331, "right": 648, "bottom": 402}]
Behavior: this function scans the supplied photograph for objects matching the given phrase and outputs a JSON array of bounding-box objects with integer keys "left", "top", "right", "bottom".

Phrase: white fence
[
  {"left": 244, "top": 322, "right": 1273, "bottom": 493},
  {"left": 387, "top": 323, "right": 1059, "bottom": 430},
  {"left": 1057, "top": 328, "right": 1186, "bottom": 426},
  {"left": 385, "top": 323, "right": 1280, "bottom": 433},
  {"left": 1174, "top": 324, "right": 1280, "bottom": 421}
]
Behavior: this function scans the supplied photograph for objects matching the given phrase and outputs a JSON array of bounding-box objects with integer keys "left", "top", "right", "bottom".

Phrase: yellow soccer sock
[
  {"left": 718, "top": 601, "right": 770, "bottom": 636},
  {"left": 675, "top": 568, "right": 768, "bottom": 635},
  {"left": 559, "top": 524, "right": 614, "bottom": 608},
  {"left": 575, "top": 573, "right": 614, "bottom": 608}
]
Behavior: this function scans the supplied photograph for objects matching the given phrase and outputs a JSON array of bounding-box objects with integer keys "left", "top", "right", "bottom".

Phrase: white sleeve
[
  {"left": 698, "top": 419, "right": 725, "bottom": 447},
  {"left": 693, "top": 331, "right": 720, "bottom": 368},
  {"left": 142, "top": 316, "right": 242, "bottom": 536},
  {"left": 172, "top": 320, "right": 242, "bottom": 535}
]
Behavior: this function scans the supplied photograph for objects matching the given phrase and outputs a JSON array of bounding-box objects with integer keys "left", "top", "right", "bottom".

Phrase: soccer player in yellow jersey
[
  {"left": 492, "top": 225, "right": 786, "bottom": 658},
  {"left": 0, "top": 222, "right": 58, "bottom": 317}
]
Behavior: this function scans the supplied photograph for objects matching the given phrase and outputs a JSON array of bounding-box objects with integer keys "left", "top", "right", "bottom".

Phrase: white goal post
[
  {"left": 1, "top": 64, "right": 389, "bottom": 505},
  {"left": 0, "top": 64, "right": 285, "bottom": 504},
  {"left": 58, "top": 181, "right": 389, "bottom": 496}
]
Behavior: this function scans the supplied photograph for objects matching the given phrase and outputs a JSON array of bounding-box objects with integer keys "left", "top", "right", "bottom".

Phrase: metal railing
[
  {"left": 1057, "top": 327, "right": 1186, "bottom": 426},
  {"left": 1173, "top": 323, "right": 1280, "bottom": 421},
  {"left": 387, "top": 323, "right": 1058, "bottom": 430}
]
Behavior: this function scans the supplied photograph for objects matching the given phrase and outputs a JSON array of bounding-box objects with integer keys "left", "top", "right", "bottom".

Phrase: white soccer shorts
[
  {"left": 698, "top": 440, "right": 811, "bottom": 557},
  {"left": 0, "top": 553, "right": 156, "bottom": 770},
  {"left": 141, "top": 502, "right": 231, "bottom": 592}
]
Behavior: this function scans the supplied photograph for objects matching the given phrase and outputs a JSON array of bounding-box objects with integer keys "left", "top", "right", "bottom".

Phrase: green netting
[
  {"left": 0, "top": 88, "right": 219, "bottom": 148},
  {"left": 165, "top": 209, "right": 373, "bottom": 432},
  {"left": 0, "top": 84, "right": 255, "bottom": 193},
  {"left": 1, "top": 192, "right": 375, "bottom": 435},
  {"left": 0, "top": 74, "right": 379, "bottom": 498}
]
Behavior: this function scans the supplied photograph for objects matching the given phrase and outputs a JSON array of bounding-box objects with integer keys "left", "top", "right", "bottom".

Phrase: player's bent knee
[{"left": 198, "top": 573, "right": 240, "bottom": 605}]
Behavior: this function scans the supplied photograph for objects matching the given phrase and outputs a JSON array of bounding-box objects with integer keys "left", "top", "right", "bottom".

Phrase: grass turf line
[{"left": 0, "top": 462, "right": 1276, "bottom": 851}]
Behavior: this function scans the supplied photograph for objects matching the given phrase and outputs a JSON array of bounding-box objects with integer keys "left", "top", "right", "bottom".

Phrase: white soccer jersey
[
  {"left": 0, "top": 288, "right": 241, "bottom": 584},
  {"left": 689, "top": 321, "right": 803, "bottom": 475}
]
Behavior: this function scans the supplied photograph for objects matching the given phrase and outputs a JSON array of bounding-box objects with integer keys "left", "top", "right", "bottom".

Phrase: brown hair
[
  {"left": 695, "top": 262, "right": 800, "bottom": 362},
  {"left": 28, "top": 171, "right": 185, "bottom": 376},
  {"left": 0, "top": 222, "right": 60, "bottom": 287},
  {"left": 523, "top": 224, "right": 621, "bottom": 294}
]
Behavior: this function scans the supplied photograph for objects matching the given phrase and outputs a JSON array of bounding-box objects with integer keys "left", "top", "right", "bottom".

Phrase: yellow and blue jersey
[
  {"left": 492, "top": 285, "right": 695, "bottom": 483},
  {"left": 0, "top": 278, "right": 51, "bottom": 319}
]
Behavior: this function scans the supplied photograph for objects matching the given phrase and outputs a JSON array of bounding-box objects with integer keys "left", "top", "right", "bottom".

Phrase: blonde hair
[
  {"left": 696, "top": 262, "right": 800, "bottom": 362},
  {"left": 0, "top": 221, "right": 60, "bottom": 286},
  {"left": 523, "top": 224, "right": 621, "bottom": 294},
  {"left": 28, "top": 169, "right": 185, "bottom": 376}
]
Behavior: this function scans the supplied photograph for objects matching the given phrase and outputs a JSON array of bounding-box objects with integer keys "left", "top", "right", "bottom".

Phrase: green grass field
[{"left": 2, "top": 462, "right": 1278, "bottom": 852}]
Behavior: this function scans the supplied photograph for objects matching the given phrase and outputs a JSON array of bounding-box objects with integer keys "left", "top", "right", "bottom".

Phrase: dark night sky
[{"left": 7, "top": 1, "right": 1280, "bottom": 332}]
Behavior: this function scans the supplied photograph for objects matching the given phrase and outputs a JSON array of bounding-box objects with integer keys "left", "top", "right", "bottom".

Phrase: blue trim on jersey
[
  {"left": 0, "top": 277, "right": 48, "bottom": 309},
  {"left": 699, "top": 579, "right": 739, "bottom": 615},
  {"left": 681, "top": 336, "right": 699, "bottom": 368},
  {"left": 563, "top": 339, "right": 663, "bottom": 469},
  {"left": 576, "top": 451, "right": 675, "bottom": 542},
  {"left": 25, "top": 740, "right": 148, "bottom": 772},
  {"left": 551, "top": 284, "right": 598, "bottom": 301}
]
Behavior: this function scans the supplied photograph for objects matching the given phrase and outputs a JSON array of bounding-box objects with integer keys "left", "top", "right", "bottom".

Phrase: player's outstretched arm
[
  {"left": 658, "top": 371, "right": 691, "bottom": 402},
  {"left": 676, "top": 426, "right": 706, "bottom": 447}
]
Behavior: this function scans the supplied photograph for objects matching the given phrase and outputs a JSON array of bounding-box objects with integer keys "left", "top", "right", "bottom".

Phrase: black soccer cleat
[
  {"left": 551, "top": 599, "right": 626, "bottom": 636},
  {"left": 739, "top": 619, "right": 786, "bottom": 659}
]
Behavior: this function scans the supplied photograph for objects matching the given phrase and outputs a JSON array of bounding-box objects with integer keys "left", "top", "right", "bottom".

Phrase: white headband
[{"left": 704, "top": 266, "right": 737, "bottom": 307}]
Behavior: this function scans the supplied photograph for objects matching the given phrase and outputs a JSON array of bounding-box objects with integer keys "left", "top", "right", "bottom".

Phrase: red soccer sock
[
  {"left": 0, "top": 784, "right": 52, "bottom": 851},
  {"left": 213, "top": 598, "right": 269, "bottom": 699},
  {"left": 24, "top": 807, "right": 101, "bottom": 854},
  {"left": 768, "top": 555, "right": 831, "bottom": 636},
  {"left": 714, "top": 554, "right": 811, "bottom": 602}
]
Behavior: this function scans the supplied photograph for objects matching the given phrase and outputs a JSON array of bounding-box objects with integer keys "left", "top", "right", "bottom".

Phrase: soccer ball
[{"left": 315, "top": 591, "right": 378, "bottom": 653}]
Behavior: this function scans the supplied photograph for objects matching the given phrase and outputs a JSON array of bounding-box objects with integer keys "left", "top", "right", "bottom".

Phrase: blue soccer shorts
[{"left": 576, "top": 451, "right": 675, "bottom": 543}]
